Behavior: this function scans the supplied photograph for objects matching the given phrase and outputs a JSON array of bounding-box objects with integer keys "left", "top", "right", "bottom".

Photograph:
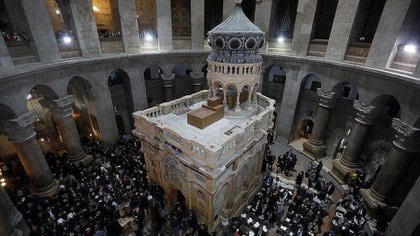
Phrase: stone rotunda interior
[{"left": 0, "top": 0, "right": 419, "bottom": 235}]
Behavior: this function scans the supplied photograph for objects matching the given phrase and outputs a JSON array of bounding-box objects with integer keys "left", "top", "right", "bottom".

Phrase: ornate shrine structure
[{"left": 133, "top": 1, "right": 275, "bottom": 231}]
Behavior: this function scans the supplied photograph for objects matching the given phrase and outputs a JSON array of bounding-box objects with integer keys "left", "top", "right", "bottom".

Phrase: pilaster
[
  {"left": 0, "top": 35, "right": 14, "bottom": 70},
  {"left": 156, "top": 0, "right": 173, "bottom": 51},
  {"left": 117, "top": 0, "right": 140, "bottom": 53},
  {"left": 191, "top": 72, "right": 205, "bottom": 92},
  {"left": 325, "top": 0, "right": 361, "bottom": 61},
  {"left": 291, "top": 0, "right": 319, "bottom": 57},
  {"left": 365, "top": 0, "right": 412, "bottom": 68},
  {"left": 254, "top": 0, "right": 272, "bottom": 52},
  {"left": 191, "top": 0, "right": 205, "bottom": 50},
  {"left": 21, "top": 0, "right": 61, "bottom": 62},
  {"left": 0, "top": 188, "right": 30, "bottom": 236}
]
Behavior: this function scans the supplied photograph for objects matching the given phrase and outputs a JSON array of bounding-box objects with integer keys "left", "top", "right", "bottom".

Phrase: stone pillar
[
  {"left": 365, "top": 0, "right": 412, "bottom": 68},
  {"left": 0, "top": 35, "right": 13, "bottom": 70},
  {"left": 3, "top": 0, "right": 29, "bottom": 33},
  {"left": 156, "top": 0, "right": 173, "bottom": 51},
  {"left": 191, "top": 72, "right": 204, "bottom": 92},
  {"left": 0, "top": 188, "right": 30, "bottom": 236},
  {"left": 303, "top": 89, "right": 335, "bottom": 159},
  {"left": 291, "top": 0, "right": 318, "bottom": 57},
  {"left": 21, "top": 0, "right": 61, "bottom": 62},
  {"left": 50, "top": 96, "right": 86, "bottom": 162},
  {"left": 414, "top": 60, "right": 420, "bottom": 78},
  {"left": 360, "top": 118, "right": 420, "bottom": 211},
  {"left": 223, "top": 0, "right": 237, "bottom": 20},
  {"left": 325, "top": 0, "right": 361, "bottom": 61},
  {"left": 254, "top": 0, "right": 272, "bottom": 52},
  {"left": 162, "top": 73, "right": 175, "bottom": 102},
  {"left": 69, "top": 0, "right": 102, "bottom": 57},
  {"left": 191, "top": 0, "right": 205, "bottom": 50},
  {"left": 331, "top": 100, "right": 375, "bottom": 182},
  {"left": 6, "top": 112, "right": 58, "bottom": 196},
  {"left": 117, "top": 0, "right": 140, "bottom": 53},
  {"left": 386, "top": 176, "right": 420, "bottom": 236}
]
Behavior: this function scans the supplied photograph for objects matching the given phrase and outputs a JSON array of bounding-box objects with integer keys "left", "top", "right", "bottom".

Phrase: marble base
[
  {"left": 33, "top": 179, "right": 59, "bottom": 197},
  {"left": 68, "top": 152, "right": 87, "bottom": 163},
  {"left": 360, "top": 188, "right": 399, "bottom": 220},
  {"left": 303, "top": 141, "right": 326, "bottom": 159},
  {"left": 330, "top": 159, "right": 356, "bottom": 184}
]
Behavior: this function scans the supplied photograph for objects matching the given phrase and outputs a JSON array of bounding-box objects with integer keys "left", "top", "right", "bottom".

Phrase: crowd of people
[
  {"left": 2, "top": 134, "right": 212, "bottom": 236},
  {"left": 2, "top": 31, "right": 30, "bottom": 42}
]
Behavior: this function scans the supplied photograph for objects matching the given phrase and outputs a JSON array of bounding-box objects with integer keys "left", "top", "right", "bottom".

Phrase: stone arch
[
  {"left": 370, "top": 95, "right": 401, "bottom": 118},
  {"left": 172, "top": 63, "right": 192, "bottom": 78},
  {"left": 144, "top": 65, "right": 164, "bottom": 107},
  {"left": 290, "top": 74, "right": 323, "bottom": 141},
  {"left": 67, "top": 76, "right": 98, "bottom": 138},
  {"left": 27, "top": 85, "right": 60, "bottom": 151},
  {"left": 108, "top": 69, "right": 135, "bottom": 134}
]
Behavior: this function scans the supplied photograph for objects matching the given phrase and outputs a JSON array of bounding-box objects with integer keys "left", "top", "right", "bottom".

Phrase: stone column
[
  {"left": 365, "top": 0, "right": 412, "bottom": 68},
  {"left": 191, "top": 0, "right": 205, "bottom": 50},
  {"left": 325, "top": 0, "right": 361, "bottom": 61},
  {"left": 331, "top": 100, "right": 375, "bottom": 182},
  {"left": 254, "top": 0, "right": 273, "bottom": 52},
  {"left": 156, "top": 0, "right": 173, "bottom": 51},
  {"left": 303, "top": 89, "right": 335, "bottom": 159},
  {"left": 6, "top": 112, "right": 58, "bottom": 196},
  {"left": 0, "top": 187, "right": 30, "bottom": 236},
  {"left": 68, "top": 0, "right": 102, "bottom": 57},
  {"left": 360, "top": 118, "right": 420, "bottom": 211},
  {"left": 50, "top": 96, "right": 86, "bottom": 162},
  {"left": 21, "top": 0, "right": 61, "bottom": 62},
  {"left": 117, "top": 0, "right": 140, "bottom": 53},
  {"left": 291, "top": 0, "right": 318, "bottom": 57},
  {"left": 162, "top": 73, "right": 175, "bottom": 102},
  {"left": 386, "top": 176, "right": 420, "bottom": 236},
  {"left": 0, "top": 35, "right": 13, "bottom": 70},
  {"left": 191, "top": 72, "right": 204, "bottom": 92}
]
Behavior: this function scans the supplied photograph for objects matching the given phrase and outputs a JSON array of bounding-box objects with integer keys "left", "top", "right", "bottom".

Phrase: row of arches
[{"left": 261, "top": 64, "right": 418, "bottom": 183}]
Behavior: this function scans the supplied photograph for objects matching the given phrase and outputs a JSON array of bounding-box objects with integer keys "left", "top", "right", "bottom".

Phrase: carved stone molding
[
  {"left": 353, "top": 100, "right": 376, "bottom": 125},
  {"left": 191, "top": 72, "right": 205, "bottom": 86},
  {"left": 316, "top": 88, "right": 336, "bottom": 108},
  {"left": 51, "top": 95, "right": 75, "bottom": 118},
  {"left": 391, "top": 118, "right": 420, "bottom": 153},
  {"left": 161, "top": 73, "right": 176, "bottom": 88},
  {"left": 6, "top": 112, "right": 37, "bottom": 143}
]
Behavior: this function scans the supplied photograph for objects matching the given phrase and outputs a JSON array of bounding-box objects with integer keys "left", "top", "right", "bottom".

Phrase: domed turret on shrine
[{"left": 206, "top": 0, "right": 265, "bottom": 114}]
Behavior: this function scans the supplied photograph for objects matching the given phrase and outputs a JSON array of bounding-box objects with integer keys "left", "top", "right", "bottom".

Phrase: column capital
[
  {"left": 161, "top": 73, "right": 176, "bottom": 88},
  {"left": 317, "top": 88, "right": 336, "bottom": 108},
  {"left": 353, "top": 100, "right": 376, "bottom": 125},
  {"left": 392, "top": 118, "right": 420, "bottom": 153},
  {"left": 51, "top": 95, "right": 75, "bottom": 118},
  {"left": 191, "top": 72, "right": 205, "bottom": 85},
  {"left": 6, "top": 112, "right": 37, "bottom": 143}
]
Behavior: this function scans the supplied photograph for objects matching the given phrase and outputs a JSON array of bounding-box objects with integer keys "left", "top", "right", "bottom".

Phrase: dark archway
[
  {"left": 144, "top": 65, "right": 163, "bottom": 107},
  {"left": 108, "top": 69, "right": 135, "bottom": 134},
  {"left": 172, "top": 63, "right": 193, "bottom": 99},
  {"left": 67, "top": 76, "right": 98, "bottom": 139}
]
